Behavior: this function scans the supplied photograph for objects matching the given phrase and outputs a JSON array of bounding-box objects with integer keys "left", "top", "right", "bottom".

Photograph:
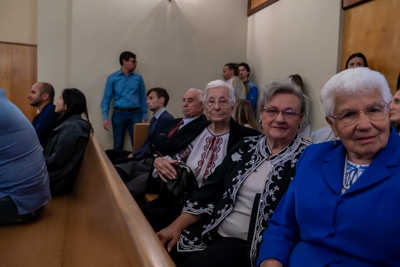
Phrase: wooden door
[
  {"left": 0, "top": 42, "right": 37, "bottom": 121},
  {"left": 342, "top": 0, "right": 400, "bottom": 93}
]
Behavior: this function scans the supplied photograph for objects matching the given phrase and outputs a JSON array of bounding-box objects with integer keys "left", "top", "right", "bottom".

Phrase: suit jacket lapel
[
  {"left": 322, "top": 129, "right": 400, "bottom": 195},
  {"left": 322, "top": 144, "right": 346, "bottom": 194},
  {"left": 346, "top": 129, "right": 400, "bottom": 194}
]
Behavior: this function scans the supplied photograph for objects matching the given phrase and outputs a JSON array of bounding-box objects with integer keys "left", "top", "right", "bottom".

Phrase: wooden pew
[
  {"left": 0, "top": 135, "right": 175, "bottom": 267},
  {"left": 132, "top": 122, "right": 159, "bottom": 203},
  {"left": 133, "top": 122, "right": 149, "bottom": 152}
]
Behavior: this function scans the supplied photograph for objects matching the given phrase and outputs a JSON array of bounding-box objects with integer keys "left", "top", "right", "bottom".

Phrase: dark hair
[
  {"left": 58, "top": 88, "right": 92, "bottom": 132},
  {"left": 345, "top": 53, "right": 368, "bottom": 69},
  {"left": 39, "top": 82, "right": 55, "bottom": 102},
  {"left": 238, "top": 62, "right": 251, "bottom": 78},
  {"left": 225, "top": 63, "right": 239, "bottom": 76},
  {"left": 119, "top": 51, "right": 136, "bottom": 66},
  {"left": 288, "top": 74, "right": 304, "bottom": 92},
  {"left": 147, "top": 87, "right": 170, "bottom": 107}
]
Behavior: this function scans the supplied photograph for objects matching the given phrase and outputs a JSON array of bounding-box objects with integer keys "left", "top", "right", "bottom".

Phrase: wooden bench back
[
  {"left": 133, "top": 123, "right": 149, "bottom": 152},
  {"left": 0, "top": 136, "right": 175, "bottom": 267}
]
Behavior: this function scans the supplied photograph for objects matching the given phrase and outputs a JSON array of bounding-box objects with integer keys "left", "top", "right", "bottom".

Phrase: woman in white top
[
  {"left": 157, "top": 78, "right": 310, "bottom": 267},
  {"left": 142, "top": 80, "right": 259, "bottom": 232}
]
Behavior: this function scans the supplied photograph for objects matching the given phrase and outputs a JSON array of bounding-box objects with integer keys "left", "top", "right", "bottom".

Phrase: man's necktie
[
  {"left": 167, "top": 120, "right": 184, "bottom": 138},
  {"left": 147, "top": 116, "right": 157, "bottom": 136}
]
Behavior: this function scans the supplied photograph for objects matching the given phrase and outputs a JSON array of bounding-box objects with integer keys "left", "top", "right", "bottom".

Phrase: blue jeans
[
  {"left": 0, "top": 196, "right": 43, "bottom": 225},
  {"left": 111, "top": 109, "right": 142, "bottom": 150}
]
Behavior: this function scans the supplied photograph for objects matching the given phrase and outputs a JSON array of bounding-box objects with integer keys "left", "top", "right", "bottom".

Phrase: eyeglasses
[
  {"left": 329, "top": 101, "right": 389, "bottom": 125},
  {"left": 129, "top": 60, "right": 137, "bottom": 64},
  {"left": 261, "top": 108, "right": 301, "bottom": 119},
  {"left": 206, "top": 98, "right": 232, "bottom": 108}
]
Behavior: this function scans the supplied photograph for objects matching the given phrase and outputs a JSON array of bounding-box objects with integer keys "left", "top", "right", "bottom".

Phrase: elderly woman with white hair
[
  {"left": 142, "top": 80, "right": 260, "bottom": 231},
  {"left": 257, "top": 68, "right": 400, "bottom": 267},
  {"left": 157, "top": 78, "right": 310, "bottom": 267}
]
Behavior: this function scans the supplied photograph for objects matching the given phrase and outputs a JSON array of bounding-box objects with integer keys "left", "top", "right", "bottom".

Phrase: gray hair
[
  {"left": 186, "top": 88, "right": 203, "bottom": 102},
  {"left": 203, "top": 80, "right": 235, "bottom": 107},
  {"left": 259, "top": 78, "right": 305, "bottom": 113},
  {"left": 321, "top": 68, "right": 392, "bottom": 117}
]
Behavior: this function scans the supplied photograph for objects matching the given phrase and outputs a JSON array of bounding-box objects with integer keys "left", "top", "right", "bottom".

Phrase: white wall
[
  {"left": 37, "top": 0, "right": 344, "bottom": 149},
  {"left": 247, "top": 0, "right": 343, "bottom": 131},
  {"left": 0, "top": 0, "right": 37, "bottom": 44},
  {"left": 38, "top": 0, "right": 248, "bottom": 150}
]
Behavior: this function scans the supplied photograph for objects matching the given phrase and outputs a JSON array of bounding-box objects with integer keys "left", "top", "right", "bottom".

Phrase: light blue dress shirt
[{"left": 101, "top": 69, "right": 147, "bottom": 120}]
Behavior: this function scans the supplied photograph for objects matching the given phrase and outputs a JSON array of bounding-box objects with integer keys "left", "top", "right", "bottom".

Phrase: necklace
[{"left": 342, "top": 154, "right": 350, "bottom": 191}]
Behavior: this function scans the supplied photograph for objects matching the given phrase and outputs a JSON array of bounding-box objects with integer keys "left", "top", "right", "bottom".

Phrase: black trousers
[
  {"left": 105, "top": 149, "right": 132, "bottom": 165},
  {"left": 0, "top": 196, "right": 44, "bottom": 226},
  {"left": 141, "top": 197, "right": 181, "bottom": 232}
]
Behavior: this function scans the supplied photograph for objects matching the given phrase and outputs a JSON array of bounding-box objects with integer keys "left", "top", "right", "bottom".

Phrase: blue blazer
[
  {"left": 257, "top": 128, "right": 400, "bottom": 267},
  {"left": 133, "top": 110, "right": 174, "bottom": 159}
]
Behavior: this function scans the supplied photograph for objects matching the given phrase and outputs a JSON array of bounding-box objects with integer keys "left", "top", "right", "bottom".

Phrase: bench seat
[{"left": 0, "top": 136, "right": 175, "bottom": 267}]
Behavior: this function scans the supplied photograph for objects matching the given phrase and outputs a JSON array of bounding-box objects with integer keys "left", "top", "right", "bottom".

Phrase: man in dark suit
[
  {"left": 131, "top": 87, "right": 174, "bottom": 159},
  {"left": 112, "top": 87, "right": 174, "bottom": 196},
  {"left": 108, "top": 87, "right": 174, "bottom": 163},
  {"left": 151, "top": 88, "right": 206, "bottom": 156}
]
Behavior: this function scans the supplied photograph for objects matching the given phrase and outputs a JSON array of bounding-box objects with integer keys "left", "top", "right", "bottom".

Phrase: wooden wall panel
[
  {"left": 0, "top": 42, "right": 37, "bottom": 121},
  {"left": 342, "top": 0, "right": 400, "bottom": 93}
]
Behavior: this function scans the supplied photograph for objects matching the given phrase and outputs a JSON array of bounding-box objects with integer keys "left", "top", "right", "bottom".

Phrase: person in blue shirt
[
  {"left": 28, "top": 82, "right": 60, "bottom": 148},
  {"left": 101, "top": 51, "right": 147, "bottom": 149},
  {"left": 238, "top": 62, "right": 258, "bottom": 113},
  {"left": 0, "top": 89, "right": 51, "bottom": 225}
]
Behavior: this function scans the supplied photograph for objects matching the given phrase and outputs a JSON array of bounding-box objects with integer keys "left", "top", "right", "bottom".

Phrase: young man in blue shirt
[{"left": 101, "top": 51, "right": 147, "bottom": 149}]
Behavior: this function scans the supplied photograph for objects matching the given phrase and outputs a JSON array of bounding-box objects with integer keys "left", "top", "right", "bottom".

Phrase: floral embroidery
[
  {"left": 231, "top": 152, "right": 242, "bottom": 162},
  {"left": 177, "top": 135, "right": 311, "bottom": 267}
]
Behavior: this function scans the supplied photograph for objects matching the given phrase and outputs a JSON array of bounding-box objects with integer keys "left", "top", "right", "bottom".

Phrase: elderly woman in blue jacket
[
  {"left": 257, "top": 68, "right": 400, "bottom": 267},
  {"left": 44, "top": 88, "right": 92, "bottom": 195}
]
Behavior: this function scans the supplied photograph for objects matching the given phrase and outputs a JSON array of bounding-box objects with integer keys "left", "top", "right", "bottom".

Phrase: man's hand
[
  {"left": 154, "top": 157, "right": 178, "bottom": 182},
  {"left": 103, "top": 120, "right": 109, "bottom": 131},
  {"left": 127, "top": 153, "right": 134, "bottom": 158},
  {"left": 142, "top": 119, "right": 146, "bottom": 123}
]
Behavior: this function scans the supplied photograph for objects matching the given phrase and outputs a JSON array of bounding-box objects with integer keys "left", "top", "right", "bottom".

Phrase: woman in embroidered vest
[
  {"left": 142, "top": 80, "right": 260, "bottom": 232},
  {"left": 157, "top": 78, "right": 310, "bottom": 267},
  {"left": 44, "top": 88, "right": 92, "bottom": 195},
  {"left": 257, "top": 68, "right": 400, "bottom": 267}
]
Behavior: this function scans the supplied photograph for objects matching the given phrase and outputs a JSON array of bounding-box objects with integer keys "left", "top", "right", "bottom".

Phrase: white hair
[
  {"left": 321, "top": 68, "right": 392, "bottom": 117},
  {"left": 203, "top": 80, "right": 235, "bottom": 106},
  {"left": 186, "top": 88, "right": 203, "bottom": 102}
]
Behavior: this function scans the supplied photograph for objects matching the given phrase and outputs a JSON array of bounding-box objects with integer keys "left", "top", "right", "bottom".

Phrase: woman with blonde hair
[{"left": 233, "top": 99, "right": 259, "bottom": 130}]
